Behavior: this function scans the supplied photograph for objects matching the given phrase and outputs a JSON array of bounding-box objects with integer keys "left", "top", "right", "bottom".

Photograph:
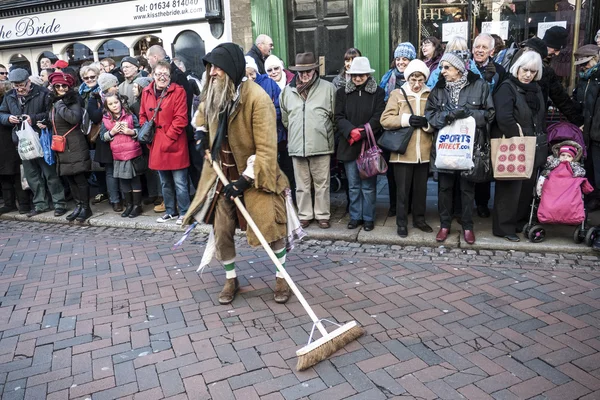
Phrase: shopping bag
[
  {"left": 434, "top": 116, "right": 476, "bottom": 170},
  {"left": 20, "top": 165, "right": 30, "bottom": 191},
  {"left": 490, "top": 124, "right": 536, "bottom": 180},
  {"left": 16, "top": 121, "right": 44, "bottom": 161},
  {"left": 40, "top": 128, "right": 55, "bottom": 165},
  {"left": 356, "top": 123, "right": 387, "bottom": 179}
]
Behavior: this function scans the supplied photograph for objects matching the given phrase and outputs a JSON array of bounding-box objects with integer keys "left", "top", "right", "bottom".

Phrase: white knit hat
[
  {"left": 404, "top": 59, "right": 430, "bottom": 81},
  {"left": 264, "top": 55, "right": 284, "bottom": 72},
  {"left": 244, "top": 56, "right": 259, "bottom": 73}
]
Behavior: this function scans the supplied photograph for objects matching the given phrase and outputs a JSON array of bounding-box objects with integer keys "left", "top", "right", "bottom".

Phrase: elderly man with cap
[
  {"left": 280, "top": 52, "right": 336, "bottom": 229},
  {"left": 184, "top": 42, "right": 291, "bottom": 305},
  {"left": 118, "top": 56, "right": 141, "bottom": 107},
  {"left": 0, "top": 68, "right": 67, "bottom": 217}
]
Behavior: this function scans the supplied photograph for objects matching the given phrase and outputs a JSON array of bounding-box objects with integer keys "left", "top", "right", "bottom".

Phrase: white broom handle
[{"left": 207, "top": 152, "right": 328, "bottom": 337}]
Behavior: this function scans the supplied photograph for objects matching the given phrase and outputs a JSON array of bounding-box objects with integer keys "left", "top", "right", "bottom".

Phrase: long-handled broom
[{"left": 207, "top": 151, "right": 364, "bottom": 370}]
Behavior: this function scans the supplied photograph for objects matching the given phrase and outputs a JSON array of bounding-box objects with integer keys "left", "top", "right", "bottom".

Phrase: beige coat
[
  {"left": 183, "top": 80, "right": 288, "bottom": 247},
  {"left": 380, "top": 82, "right": 435, "bottom": 164}
]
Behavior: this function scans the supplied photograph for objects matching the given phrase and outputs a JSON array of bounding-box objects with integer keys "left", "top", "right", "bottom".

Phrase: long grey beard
[{"left": 204, "top": 76, "right": 234, "bottom": 119}]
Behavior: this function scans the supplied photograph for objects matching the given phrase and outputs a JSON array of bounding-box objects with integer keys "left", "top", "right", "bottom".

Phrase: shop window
[
  {"left": 38, "top": 51, "right": 57, "bottom": 71},
  {"left": 173, "top": 30, "right": 205, "bottom": 76},
  {"left": 133, "top": 35, "right": 162, "bottom": 56},
  {"left": 64, "top": 43, "right": 93, "bottom": 68},
  {"left": 9, "top": 54, "right": 31, "bottom": 74},
  {"left": 97, "top": 39, "right": 129, "bottom": 65}
]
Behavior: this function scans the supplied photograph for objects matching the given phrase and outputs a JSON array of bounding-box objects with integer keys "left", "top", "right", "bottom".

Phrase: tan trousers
[
  {"left": 214, "top": 195, "right": 285, "bottom": 262},
  {"left": 292, "top": 155, "right": 331, "bottom": 221}
]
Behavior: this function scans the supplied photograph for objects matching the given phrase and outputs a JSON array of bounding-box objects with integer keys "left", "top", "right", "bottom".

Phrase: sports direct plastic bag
[
  {"left": 435, "top": 116, "right": 476, "bottom": 171},
  {"left": 16, "top": 121, "right": 43, "bottom": 161}
]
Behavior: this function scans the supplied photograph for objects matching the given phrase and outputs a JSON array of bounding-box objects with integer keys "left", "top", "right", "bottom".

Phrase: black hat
[
  {"left": 120, "top": 56, "right": 139, "bottom": 68},
  {"left": 522, "top": 37, "right": 549, "bottom": 59},
  {"left": 203, "top": 43, "right": 245, "bottom": 87},
  {"left": 543, "top": 26, "right": 569, "bottom": 50}
]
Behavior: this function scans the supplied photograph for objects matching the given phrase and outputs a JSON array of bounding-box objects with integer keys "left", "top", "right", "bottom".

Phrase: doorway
[{"left": 286, "top": 0, "right": 353, "bottom": 81}]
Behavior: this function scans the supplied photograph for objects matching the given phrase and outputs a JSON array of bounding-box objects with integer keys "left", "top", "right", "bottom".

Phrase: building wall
[{"left": 230, "top": 0, "right": 253, "bottom": 52}]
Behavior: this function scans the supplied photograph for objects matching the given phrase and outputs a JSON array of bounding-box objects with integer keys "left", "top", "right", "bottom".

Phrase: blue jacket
[{"left": 254, "top": 74, "right": 286, "bottom": 143}]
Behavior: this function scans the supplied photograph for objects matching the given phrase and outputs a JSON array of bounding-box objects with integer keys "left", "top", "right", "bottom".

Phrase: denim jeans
[
  {"left": 104, "top": 163, "right": 121, "bottom": 204},
  {"left": 344, "top": 161, "right": 377, "bottom": 222},
  {"left": 158, "top": 169, "right": 190, "bottom": 216}
]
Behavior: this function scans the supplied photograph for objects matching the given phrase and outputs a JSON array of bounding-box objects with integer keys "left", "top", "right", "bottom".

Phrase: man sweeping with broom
[
  {"left": 183, "top": 42, "right": 294, "bottom": 305},
  {"left": 183, "top": 42, "right": 363, "bottom": 371}
]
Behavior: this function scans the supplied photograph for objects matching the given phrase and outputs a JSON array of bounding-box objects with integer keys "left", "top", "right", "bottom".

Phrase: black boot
[
  {"left": 121, "top": 192, "right": 134, "bottom": 217},
  {"left": 129, "top": 192, "right": 143, "bottom": 218},
  {"left": 0, "top": 182, "right": 17, "bottom": 214},
  {"left": 65, "top": 185, "right": 81, "bottom": 222},
  {"left": 76, "top": 204, "right": 92, "bottom": 222},
  {"left": 76, "top": 185, "right": 92, "bottom": 222}
]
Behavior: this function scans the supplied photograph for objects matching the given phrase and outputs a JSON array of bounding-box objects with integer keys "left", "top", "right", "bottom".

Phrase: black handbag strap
[{"left": 399, "top": 87, "right": 414, "bottom": 116}]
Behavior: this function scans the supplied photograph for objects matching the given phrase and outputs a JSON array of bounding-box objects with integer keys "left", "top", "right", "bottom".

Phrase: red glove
[{"left": 348, "top": 128, "right": 364, "bottom": 145}]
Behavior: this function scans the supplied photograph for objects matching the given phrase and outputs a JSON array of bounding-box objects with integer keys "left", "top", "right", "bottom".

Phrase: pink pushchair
[{"left": 523, "top": 125, "right": 597, "bottom": 244}]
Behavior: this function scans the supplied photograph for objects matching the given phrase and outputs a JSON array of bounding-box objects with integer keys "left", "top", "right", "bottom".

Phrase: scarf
[
  {"left": 394, "top": 69, "right": 405, "bottom": 89},
  {"left": 579, "top": 63, "right": 600, "bottom": 80},
  {"left": 297, "top": 72, "right": 318, "bottom": 100},
  {"left": 510, "top": 76, "right": 540, "bottom": 114},
  {"left": 445, "top": 74, "right": 468, "bottom": 105},
  {"left": 425, "top": 54, "right": 441, "bottom": 73},
  {"left": 79, "top": 83, "right": 100, "bottom": 97}
]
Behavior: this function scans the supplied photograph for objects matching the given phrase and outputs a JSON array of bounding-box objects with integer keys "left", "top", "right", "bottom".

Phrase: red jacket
[{"left": 140, "top": 83, "right": 190, "bottom": 171}]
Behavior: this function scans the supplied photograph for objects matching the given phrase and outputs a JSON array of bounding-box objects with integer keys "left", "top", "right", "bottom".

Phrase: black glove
[
  {"left": 222, "top": 176, "right": 252, "bottom": 199},
  {"left": 409, "top": 115, "right": 428, "bottom": 128},
  {"left": 194, "top": 130, "right": 208, "bottom": 153},
  {"left": 444, "top": 113, "right": 456, "bottom": 125},
  {"left": 484, "top": 62, "right": 496, "bottom": 82},
  {"left": 452, "top": 109, "right": 470, "bottom": 120}
]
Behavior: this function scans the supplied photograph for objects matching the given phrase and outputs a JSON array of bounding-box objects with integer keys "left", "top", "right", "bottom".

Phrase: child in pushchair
[{"left": 524, "top": 141, "right": 595, "bottom": 243}]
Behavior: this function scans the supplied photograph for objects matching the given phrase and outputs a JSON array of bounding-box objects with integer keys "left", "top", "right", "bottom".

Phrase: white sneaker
[
  {"left": 156, "top": 214, "right": 177, "bottom": 223},
  {"left": 176, "top": 216, "right": 184, "bottom": 225}
]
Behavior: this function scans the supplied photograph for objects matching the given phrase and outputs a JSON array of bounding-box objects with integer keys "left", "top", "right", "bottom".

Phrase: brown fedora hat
[{"left": 289, "top": 52, "right": 320, "bottom": 71}]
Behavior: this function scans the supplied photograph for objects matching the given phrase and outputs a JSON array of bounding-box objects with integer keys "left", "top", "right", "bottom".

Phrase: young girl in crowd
[{"left": 100, "top": 93, "right": 144, "bottom": 218}]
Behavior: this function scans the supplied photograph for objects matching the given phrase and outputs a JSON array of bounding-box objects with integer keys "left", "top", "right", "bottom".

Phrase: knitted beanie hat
[
  {"left": 559, "top": 145, "right": 577, "bottom": 158},
  {"left": 440, "top": 51, "right": 467, "bottom": 74},
  {"left": 133, "top": 76, "right": 153, "bottom": 88},
  {"left": 394, "top": 42, "right": 417, "bottom": 60},
  {"left": 98, "top": 73, "right": 119, "bottom": 92},
  {"left": 244, "top": 56, "right": 259, "bottom": 73},
  {"left": 543, "top": 26, "right": 569, "bottom": 50},
  {"left": 404, "top": 59, "right": 431, "bottom": 81}
]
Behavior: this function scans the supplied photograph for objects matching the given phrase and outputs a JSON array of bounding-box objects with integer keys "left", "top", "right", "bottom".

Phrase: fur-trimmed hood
[
  {"left": 345, "top": 76, "right": 378, "bottom": 94},
  {"left": 552, "top": 140, "right": 584, "bottom": 163},
  {"left": 434, "top": 70, "right": 480, "bottom": 89},
  {"left": 49, "top": 90, "right": 81, "bottom": 107}
]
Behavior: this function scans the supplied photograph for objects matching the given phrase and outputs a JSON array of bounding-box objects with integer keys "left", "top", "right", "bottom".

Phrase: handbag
[
  {"left": 138, "top": 90, "right": 168, "bottom": 145},
  {"left": 131, "top": 155, "right": 148, "bottom": 175},
  {"left": 491, "top": 124, "right": 536, "bottom": 180},
  {"left": 461, "top": 130, "right": 492, "bottom": 183},
  {"left": 50, "top": 108, "right": 78, "bottom": 153},
  {"left": 377, "top": 87, "right": 415, "bottom": 154},
  {"left": 356, "top": 122, "right": 387, "bottom": 180}
]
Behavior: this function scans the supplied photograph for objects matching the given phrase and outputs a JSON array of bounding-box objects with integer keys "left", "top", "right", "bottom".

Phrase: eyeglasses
[
  {"left": 54, "top": 84, "right": 70, "bottom": 89},
  {"left": 409, "top": 78, "right": 425, "bottom": 84},
  {"left": 154, "top": 73, "right": 170, "bottom": 78},
  {"left": 0, "top": 72, "right": 7, "bottom": 76},
  {"left": 298, "top": 70, "right": 314, "bottom": 75},
  {"left": 351, "top": 74, "right": 368, "bottom": 78},
  {"left": 266, "top": 67, "right": 281, "bottom": 73},
  {"left": 13, "top": 82, "right": 29, "bottom": 88},
  {"left": 83, "top": 76, "right": 97, "bottom": 81},
  {"left": 441, "top": 64, "right": 454, "bottom": 70}
]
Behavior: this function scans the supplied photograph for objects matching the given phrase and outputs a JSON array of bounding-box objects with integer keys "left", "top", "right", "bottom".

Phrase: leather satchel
[
  {"left": 138, "top": 89, "right": 167, "bottom": 145},
  {"left": 356, "top": 123, "right": 387, "bottom": 179},
  {"left": 377, "top": 87, "right": 414, "bottom": 154}
]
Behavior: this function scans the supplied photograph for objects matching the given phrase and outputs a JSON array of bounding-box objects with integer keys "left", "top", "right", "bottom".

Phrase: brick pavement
[{"left": 0, "top": 220, "right": 600, "bottom": 399}]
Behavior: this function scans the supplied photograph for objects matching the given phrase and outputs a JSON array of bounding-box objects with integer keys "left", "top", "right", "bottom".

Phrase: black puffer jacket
[
  {"left": 425, "top": 71, "right": 495, "bottom": 173},
  {"left": 335, "top": 77, "right": 386, "bottom": 161},
  {"left": 50, "top": 91, "right": 90, "bottom": 176},
  {"left": 574, "top": 67, "right": 600, "bottom": 144},
  {"left": 0, "top": 84, "right": 51, "bottom": 135},
  {"left": 246, "top": 45, "right": 266, "bottom": 75},
  {"left": 491, "top": 78, "right": 546, "bottom": 139}
]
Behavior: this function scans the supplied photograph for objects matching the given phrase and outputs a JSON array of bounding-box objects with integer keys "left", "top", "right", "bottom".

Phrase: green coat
[
  {"left": 183, "top": 80, "right": 288, "bottom": 247},
  {"left": 280, "top": 78, "right": 336, "bottom": 157}
]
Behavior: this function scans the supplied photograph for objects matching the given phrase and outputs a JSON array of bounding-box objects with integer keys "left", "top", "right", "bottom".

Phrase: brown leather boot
[
  {"left": 218, "top": 277, "right": 239, "bottom": 305},
  {"left": 274, "top": 277, "right": 291, "bottom": 304}
]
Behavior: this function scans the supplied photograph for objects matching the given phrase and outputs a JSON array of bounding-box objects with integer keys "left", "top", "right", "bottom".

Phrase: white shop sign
[
  {"left": 537, "top": 21, "right": 567, "bottom": 40},
  {"left": 442, "top": 22, "right": 468, "bottom": 42},
  {"left": 0, "top": 0, "right": 205, "bottom": 44},
  {"left": 481, "top": 21, "right": 509, "bottom": 41}
]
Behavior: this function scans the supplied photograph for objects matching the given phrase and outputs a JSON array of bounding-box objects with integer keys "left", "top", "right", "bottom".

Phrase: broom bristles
[{"left": 296, "top": 323, "right": 364, "bottom": 371}]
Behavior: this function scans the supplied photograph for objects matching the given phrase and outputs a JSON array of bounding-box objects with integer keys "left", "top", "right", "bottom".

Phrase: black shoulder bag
[
  {"left": 138, "top": 88, "right": 168, "bottom": 145},
  {"left": 377, "top": 87, "right": 415, "bottom": 154}
]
